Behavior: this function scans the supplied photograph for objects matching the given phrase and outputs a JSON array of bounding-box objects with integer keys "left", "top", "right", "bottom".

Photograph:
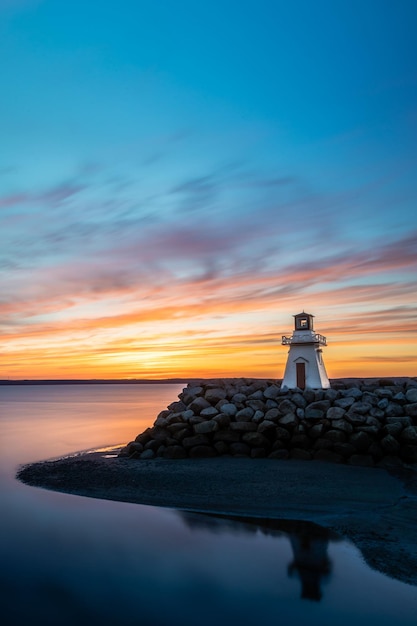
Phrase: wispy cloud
[{"left": 1, "top": 151, "right": 416, "bottom": 378}]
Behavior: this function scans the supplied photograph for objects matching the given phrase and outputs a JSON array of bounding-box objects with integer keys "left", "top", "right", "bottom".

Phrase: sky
[{"left": 1, "top": 0, "right": 417, "bottom": 380}]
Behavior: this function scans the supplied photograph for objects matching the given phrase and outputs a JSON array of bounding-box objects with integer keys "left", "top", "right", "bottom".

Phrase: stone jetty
[{"left": 119, "top": 378, "right": 417, "bottom": 466}]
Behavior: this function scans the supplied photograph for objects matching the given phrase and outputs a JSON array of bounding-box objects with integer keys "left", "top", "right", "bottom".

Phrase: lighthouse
[{"left": 281, "top": 311, "right": 330, "bottom": 390}]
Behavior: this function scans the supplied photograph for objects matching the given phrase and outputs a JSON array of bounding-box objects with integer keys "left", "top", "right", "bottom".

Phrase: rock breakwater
[{"left": 120, "top": 378, "right": 417, "bottom": 466}]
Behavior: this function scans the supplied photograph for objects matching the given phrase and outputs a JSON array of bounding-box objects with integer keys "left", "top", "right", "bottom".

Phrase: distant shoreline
[
  {"left": 1, "top": 376, "right": 415, "bottom": 386},
  {"left": 0, "top": 378, "right": 196, "bottom": 386}
]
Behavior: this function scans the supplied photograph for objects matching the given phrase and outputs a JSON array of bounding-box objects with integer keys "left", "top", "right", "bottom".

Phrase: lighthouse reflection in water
[
  {"left": 287, "top": 524, "right": 331, "bottom": 601},
  {"left": 180, "top": 513, "right": 334, "bottom": 602}
]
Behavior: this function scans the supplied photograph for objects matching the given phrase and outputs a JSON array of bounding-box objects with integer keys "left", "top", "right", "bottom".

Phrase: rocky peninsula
[{"left": 120, "top": 377, "right": 417, "bottom": 466}]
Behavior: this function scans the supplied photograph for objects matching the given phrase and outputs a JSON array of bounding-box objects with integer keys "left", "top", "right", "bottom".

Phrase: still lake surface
[{"left": 1, "top": 383, "right": 416, "bottom": 625}]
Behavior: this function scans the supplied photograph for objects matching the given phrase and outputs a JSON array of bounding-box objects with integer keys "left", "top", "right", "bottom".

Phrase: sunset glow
[{"left": 1, "top": 1, "right": 416, "bottom": 380}]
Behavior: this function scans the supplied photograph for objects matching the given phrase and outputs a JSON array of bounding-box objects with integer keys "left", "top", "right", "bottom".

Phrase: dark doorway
[{"left": 296, "top": 362, "right": 306, "bottom": 389}]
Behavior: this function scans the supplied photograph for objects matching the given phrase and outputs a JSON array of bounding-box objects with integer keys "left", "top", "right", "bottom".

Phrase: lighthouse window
[{"left": 299, "top": 319, "right": 307, "bottom": 328}]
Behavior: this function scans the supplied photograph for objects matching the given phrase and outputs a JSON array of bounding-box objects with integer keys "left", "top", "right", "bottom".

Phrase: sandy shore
[{"left": 17, "top": 452, "right": 417, "bottom": 586}]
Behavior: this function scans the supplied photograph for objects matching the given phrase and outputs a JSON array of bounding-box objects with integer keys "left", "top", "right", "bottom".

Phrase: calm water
[{"left": 1, "top": 384, "right": 416, "bottom": 626}]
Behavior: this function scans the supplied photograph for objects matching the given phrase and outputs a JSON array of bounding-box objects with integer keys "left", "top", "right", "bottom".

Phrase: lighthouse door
[{"left": 296, "top": 362, "right": 306, "bottom": 389}]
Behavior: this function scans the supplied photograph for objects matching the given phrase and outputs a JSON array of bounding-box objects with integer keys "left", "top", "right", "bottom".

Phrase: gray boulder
[
  {"left": 194, "top": 420, "right": 219, "bottom": 434},
  {"left": 189, "top": 396, "right": 211, "bottom": 414}
]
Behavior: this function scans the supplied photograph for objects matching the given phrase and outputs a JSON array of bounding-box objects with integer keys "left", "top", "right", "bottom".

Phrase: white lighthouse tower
[{"left": 281, "top": 311, "right": 330, "bottom": 390}]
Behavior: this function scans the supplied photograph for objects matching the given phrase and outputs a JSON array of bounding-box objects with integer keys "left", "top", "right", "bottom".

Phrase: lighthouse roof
[{"left": 293, "top": 311, "right": 314, "bottom": 318}]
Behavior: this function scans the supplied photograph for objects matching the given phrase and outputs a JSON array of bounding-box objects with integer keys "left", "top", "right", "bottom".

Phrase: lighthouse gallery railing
[{"left": 281, "top": 333, "right": 327, "bottom": 346}]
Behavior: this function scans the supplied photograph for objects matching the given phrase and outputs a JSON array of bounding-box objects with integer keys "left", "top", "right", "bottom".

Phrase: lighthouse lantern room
[{"left": 281, "top": 311, "right": 330, "bottom": 390}]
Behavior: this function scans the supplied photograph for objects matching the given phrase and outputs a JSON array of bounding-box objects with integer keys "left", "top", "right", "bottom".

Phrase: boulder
[
  {"left": 213, "top": 413, "right": 231, "bottom": 428},
  {"left": 369, "top": 407, "right": 385, "bottom": 419},
  {"left": 349, "top": 401, "right": 372, "bottom": 415},
  {"left": 405, "top": 403, "right": 417, "bottom": 418},
  {"left": 189, "top": 397, "right": 211, "bottom": 414},
  {"left": 346, "top": 412, "right": 367, "bottom": 425},
  {"left": 140, "top": 449, "right": 155, "bottom": 460},
  {"left": 242, "top": 432, "right": 270, "bottom": 448},
  {"left": 327, "top": 406, "right": 346, "bottom": 420},
  {"left": 268, "top": 449, "right": 290, "bottom": 460},
  {"left": 313, "top": 438, "right": 334, "bottom": 451},
  {"left": 180, "top": 386, "right": 203, "bottom": 405},
  {"left": 308, "top": 423, "right": 325, "bottom": 438},
  {"left": 229, "top": 443, "right": 251, "bottom": 456},
  {"left": 229, "top": 421, "right": 258, "bottom": 432},
  {"left": 303, "top": 389, "right": 315, "bottom": 403},
  {"left": 251, "top": 448, "right": 267, "bottom": 458},
  {"left": 325, "top": 429, "right": 347, "bottom": 443},
  {"left": 405, "top": 388, "right": 417, "bottom": 403},
  {"left": 166, "top": 423, "right": 189, "bottom": 434},
  {"left": 304, "top": 408, "right": 324, "bottom": 419},
  {"left": 235, "top": 407, "right": 255, "bottom": 421},
  {"left": 213, "top": 431, "right": 241, "bottom": 443},
  {"left": 361, "top": 392, "right": 378, "bottom": 406},
  {"left": 214, "top": 441, "right": 229, "bottom": 455},
  {"left": 331, "top": 419, "right": 353, "bottom": 434},
  {"left": 204, "top": 387, "right": 227, "bottom": 404},
  {"left": 181, "top": 410, "right": 195, "bottom": 421},
  {"left": 275, "top": 426, "right": 291, "bottom": 441},
  {"left": 345, "top": 387, "right": 363, "bottom": 399},
  {"left": 163, "top": 445, "right": 187, "bottom": 459},
  {"left": 265, "top": 399, "right": 279, "bottom": 409},
  {"left": 400, "top": 427, "right": 417, "bottom": 444},
  {"left": 258, "top": 420, "right": 276, "bottom": 434},
  {"left": 383, "top": 422, "right": 403, "bottom": 437},
  {"left": 349, "top": 431, "right": 372, "bottom": 452},
  {"left": 291, "top": 393, "right": 307, "bottom": 408},
  {"left": 183, "top": 434, "right": 210, "bottom": 448},
  {"left": 194, "top": 420, "right": 219, "bottom": 435},
  {"left": 307, "top": 400, "right": 331, "bottom": 413},
  {"left": 189, "top": 445, "right": 216, "bottom": 458},
  {"left": 290, "top": 448, "right": 312, "bottom": 461},
  {"left": 381, "top": 434, "right": 400, "bottom": 454},
  {"left": 279, "top": 399, "right": 297, "bottom": 414},
  {"left": 248, "top": 390, "right": 264, "bottom": 400},
  {"left": 263, "top": 385, "right": 280, "bottom": 399},
  {"left": 200, "top": 406, "right": 219, "bottom": 418},
  {"left": 333, "top": 443, "right": 356, "bottom": 458},
  {"left": 219, "top": 403, "right": 238, "bottom": 417},
  {"left": 252, "top": 410, "right": 265, "bottom": 423},
  {"left": 246, "top": 399, "right": 266, "bottom": 412},
  {"left": 231, "top": 393, "right": 247, "bottom": 403},
  {"left": 278, "top": 413, "right": 297, "bottom": 427},
  {"left": 324, "top": 388, "right": 339, "bottom": 402},
  {"left": 334, "top": 397, "right": 355, "bottom": 409},
  {"left": 290, "top": 434, "right": 311, "bottom": 449},
  {"left": 168, "top": 401, "right": 187, "bottom": 412},
  {"left": 385, "top": 402, "right": 404, "bottom": 418}
]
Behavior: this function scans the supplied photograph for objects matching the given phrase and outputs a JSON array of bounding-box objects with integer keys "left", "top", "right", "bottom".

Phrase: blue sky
[{"left": 1, "top": 0, "right": 416, "bottom": 378}]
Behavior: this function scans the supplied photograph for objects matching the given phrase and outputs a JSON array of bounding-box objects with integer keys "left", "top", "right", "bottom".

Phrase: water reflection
[
  {"left": 179, "top": 512, "right": 337, "bottom": 602},
  {"left": 287, "top": 528, "right": 331, "bottom": 601}
]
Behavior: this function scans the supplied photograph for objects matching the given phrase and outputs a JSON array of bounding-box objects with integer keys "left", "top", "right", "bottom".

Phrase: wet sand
[{"left": 17, "top": 452, "right": 417, "bottom": 586}]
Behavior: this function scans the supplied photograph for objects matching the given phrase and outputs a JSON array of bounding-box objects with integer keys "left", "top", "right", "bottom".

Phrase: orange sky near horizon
[{"left": 2, "top": 282, "right": 416, "bottom": 380}]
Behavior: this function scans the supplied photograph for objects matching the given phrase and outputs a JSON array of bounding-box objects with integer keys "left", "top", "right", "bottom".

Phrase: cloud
[
  {"left": 1, "top": 155, "right": 416, "bottom": 379},
  {"left": 0, "top": 193, "right": 30, "bottom": 209},
  {"left": 358, "top": 356, "right": 417, "bottom": 363}
]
